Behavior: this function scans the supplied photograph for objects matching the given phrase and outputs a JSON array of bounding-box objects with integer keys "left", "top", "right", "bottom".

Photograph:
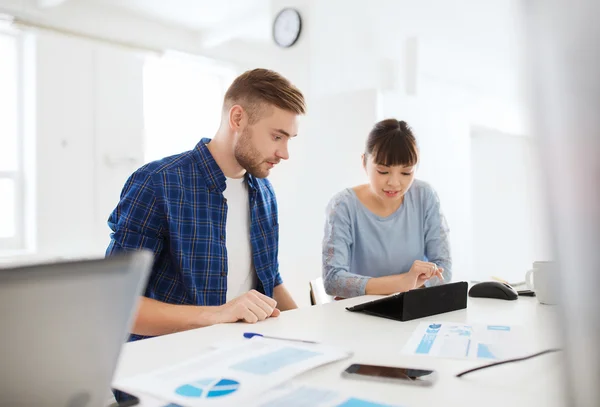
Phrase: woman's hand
[
  {"left": 364, "top": 262, "right": 444, "bottom": 295},
  {"left": 408, "top": 260, "right": 444, "bottom": 287}
]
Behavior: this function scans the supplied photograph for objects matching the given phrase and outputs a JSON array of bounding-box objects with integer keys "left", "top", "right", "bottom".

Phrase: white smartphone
[{"left": 341, "top": 363, "right": 438, "bottom": 387}]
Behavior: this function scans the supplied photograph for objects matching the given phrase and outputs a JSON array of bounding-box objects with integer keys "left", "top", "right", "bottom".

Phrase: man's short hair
[{"left": 223, "top": 68, "right": 306, "bottom": 124}]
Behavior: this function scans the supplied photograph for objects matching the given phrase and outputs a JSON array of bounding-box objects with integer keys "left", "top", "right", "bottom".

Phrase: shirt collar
[
  {"left": 195, "top": 138, "right": 258, "bottom": 193},
  {"left": 245, "top": 173, "right": 259, "bottom": 191}
]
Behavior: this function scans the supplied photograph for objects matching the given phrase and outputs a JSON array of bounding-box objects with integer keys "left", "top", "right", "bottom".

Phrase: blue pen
[{"left": 243, "top": 332, "right": 318, "bottom": 344}]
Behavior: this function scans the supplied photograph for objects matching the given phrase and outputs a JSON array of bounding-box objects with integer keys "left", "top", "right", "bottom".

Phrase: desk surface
[{"left": 113, "top": 295, "right": 566, "bottom": 407}]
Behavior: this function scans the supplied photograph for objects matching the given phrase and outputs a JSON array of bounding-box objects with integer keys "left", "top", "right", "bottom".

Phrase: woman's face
[{"left": 363, "top": 154, "right": 416, "bottom": 202}]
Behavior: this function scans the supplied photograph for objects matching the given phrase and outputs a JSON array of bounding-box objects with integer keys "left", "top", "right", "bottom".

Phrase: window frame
[{"left": 0, "top": 26, "right": 25, "bottom": 251}]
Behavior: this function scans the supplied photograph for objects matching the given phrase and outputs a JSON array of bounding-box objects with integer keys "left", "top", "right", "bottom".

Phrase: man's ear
[
  {"left": 361, "top": 154, "right": 367, "bottom": 171},
  {"left": 228, "top": 105, "right": 245, "bottom": 131}
]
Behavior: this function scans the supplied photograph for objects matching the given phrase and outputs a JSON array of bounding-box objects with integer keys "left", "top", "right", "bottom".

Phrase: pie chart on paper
[{"left": 175, "top": 378, "right": 240, "bottom": 399}]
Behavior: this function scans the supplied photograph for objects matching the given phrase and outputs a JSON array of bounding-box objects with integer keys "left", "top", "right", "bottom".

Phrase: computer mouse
[{"left": 468, "top": 281, "right": 518, "bottom": 300}]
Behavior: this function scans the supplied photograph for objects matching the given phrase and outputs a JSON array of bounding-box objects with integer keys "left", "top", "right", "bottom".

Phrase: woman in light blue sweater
[{"left": 322, "top": 119, "right": 451, "bottom": 298}]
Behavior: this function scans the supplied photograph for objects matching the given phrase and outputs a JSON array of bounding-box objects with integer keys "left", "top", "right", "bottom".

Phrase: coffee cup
[{"left": 525, "top": 261, "right": 558, "bottom": 305}]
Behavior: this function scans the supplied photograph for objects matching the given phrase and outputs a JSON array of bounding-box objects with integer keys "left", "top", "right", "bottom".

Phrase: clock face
[{"left": 273, "top": 8, "right": 302, "bottom": 48}]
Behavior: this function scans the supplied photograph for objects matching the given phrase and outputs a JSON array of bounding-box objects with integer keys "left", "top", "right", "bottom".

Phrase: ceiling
[{"left": 83, "top": 0, "right": 273, "bottom": 43}]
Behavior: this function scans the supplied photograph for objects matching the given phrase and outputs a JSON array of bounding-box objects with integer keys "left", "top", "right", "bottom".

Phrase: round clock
[{"left": 272, "top": 8, "right": 302, "bottom": 48}]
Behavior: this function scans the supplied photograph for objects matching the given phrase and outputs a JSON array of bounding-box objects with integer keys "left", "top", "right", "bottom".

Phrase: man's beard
[{"left": 234, "top": 127, "right": 270, "bottom": 178}]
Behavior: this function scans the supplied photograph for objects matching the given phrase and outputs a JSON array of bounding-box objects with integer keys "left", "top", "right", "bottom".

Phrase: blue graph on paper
[
  {"left": 416, "top": 323, "right": 442, "bottom": 354},
  {"left": 230, "top": 347, "right": 322, "bottom": 375},
  {"left": 477, "top": 344, "right": 497, "bottom": 359},
  {"left": 449, "top": 325, "right": 472, "bottom": 337},
  {"left": 337, "top": 398, "right": 399, "bottom": 407},
  {"left": 487, "top": 325, "right": 511, "bottom": 331},
  {"left": 174, "top": 378, "right": 240, "bottom": 399}
]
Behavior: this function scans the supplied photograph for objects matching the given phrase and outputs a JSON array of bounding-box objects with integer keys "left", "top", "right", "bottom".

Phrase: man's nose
[{"left": 276, "top": 145, "right": 289, "bottom": 160}]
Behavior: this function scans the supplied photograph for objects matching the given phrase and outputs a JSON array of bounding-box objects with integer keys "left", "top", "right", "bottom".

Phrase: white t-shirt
[{"left": 223, "top": 177, "right": 256, "bottom": 302}]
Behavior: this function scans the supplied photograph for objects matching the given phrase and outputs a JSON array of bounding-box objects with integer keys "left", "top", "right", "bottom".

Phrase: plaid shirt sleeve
[
  {"left": 270, "top": 185, "right": 283, "bottom": 287},
  {"left": 274, "top": 265, "right": 283, "bottom": 287},
  {"left": 106, "top": 169, "right": 165, "bottom": 256}
]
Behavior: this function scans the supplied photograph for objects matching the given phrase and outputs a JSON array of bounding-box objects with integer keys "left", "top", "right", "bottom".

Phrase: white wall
[
  {"left": 380, "top": 94, "right": 473, "bottom": 281},
  {"left": 471, "top": 129, "right": 551, "bottom": 283},
  {"left": 32, "top": 31, "right": 144, "bottom": 258},
  {"left": 273, "top": 89, "right": 380, "bottom": 304}
]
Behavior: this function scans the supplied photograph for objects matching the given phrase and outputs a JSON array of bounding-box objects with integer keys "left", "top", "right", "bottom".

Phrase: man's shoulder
[
  {"left": 138, "top": 149, "right": 199, "bottom": 176},
  {"left": 128, "top": 150, "right": 208, "bottom": 191}
]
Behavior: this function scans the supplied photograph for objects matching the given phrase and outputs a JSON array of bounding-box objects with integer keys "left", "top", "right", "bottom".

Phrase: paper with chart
[
  {"left": 254, "top": 382, "right": 402, "bottom": 407},
  {"left": 147, "top": 382, "right": 404, "bottom": 407},
  {"left": 402, "top": 321, "right": 525, "bottom": 360},
  {"left": 144, "top": 382, "right": 402, "bottom": 407},
  {"left": 114, "top": 337, "right": 352, "bottom": 407}
]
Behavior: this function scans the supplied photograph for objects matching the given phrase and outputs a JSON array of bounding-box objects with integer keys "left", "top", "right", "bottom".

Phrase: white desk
[{"left": 113, "top": 295, "right": 566, "bottom": 407}]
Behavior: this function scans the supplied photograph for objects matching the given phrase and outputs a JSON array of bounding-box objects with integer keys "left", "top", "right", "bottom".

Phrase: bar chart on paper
[
  {"left": 402, "top": 322, "right": 524, "bottom": 360},
  {"left": 230, "top": 347, "right": 322, "bottom": 375}
]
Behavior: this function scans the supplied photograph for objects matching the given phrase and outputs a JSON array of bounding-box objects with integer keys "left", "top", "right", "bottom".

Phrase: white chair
[{"left": 309, "top": 277, "right": 334, "bottom": 305}]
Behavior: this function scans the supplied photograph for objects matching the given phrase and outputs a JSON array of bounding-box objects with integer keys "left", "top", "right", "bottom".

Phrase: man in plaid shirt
[{"left": 107, "top": 68, "right": 305, "bottom": 340}]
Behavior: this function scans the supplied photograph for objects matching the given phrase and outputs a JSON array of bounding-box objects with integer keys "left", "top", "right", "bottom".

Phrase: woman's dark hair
[{"left": 364, "top": 119, "right": 419, "bottom": 167}]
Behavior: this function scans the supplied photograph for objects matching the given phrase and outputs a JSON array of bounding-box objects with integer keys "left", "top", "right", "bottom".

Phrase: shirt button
[
  {"left": 221, "top": 235, "right": 225, "bottom": 240},
  {"left": 223, "top": 198, "right": 228, "bottom": 203},
  {"left": 221, "top": 272, "right": 226, "bottom": 277}
]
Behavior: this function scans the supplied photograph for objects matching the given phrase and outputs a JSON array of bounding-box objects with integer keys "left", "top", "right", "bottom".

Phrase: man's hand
[
  {"left": 408, "top": 260, "right": 444, "bottom": 287},
  {"left": 212, "top": 290, "right": 281, "bottom": 324}
]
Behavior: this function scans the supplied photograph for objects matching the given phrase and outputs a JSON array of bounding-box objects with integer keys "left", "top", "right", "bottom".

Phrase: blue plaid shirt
[{"left": 106, "top": 138, "right": 282, "bottom": 342}]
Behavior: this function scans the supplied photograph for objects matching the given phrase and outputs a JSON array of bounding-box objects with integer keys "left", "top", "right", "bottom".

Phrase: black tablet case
[{"left": 345, "top": 281, "right": 468, "bottom": 322}]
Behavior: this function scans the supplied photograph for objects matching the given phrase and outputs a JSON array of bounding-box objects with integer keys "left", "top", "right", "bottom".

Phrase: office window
[
  {"left": 143, "top": 55, "right": 235, "bottom": 162},
  {"left": 0, "top": 30, "right": 23, "bottom": 250}
]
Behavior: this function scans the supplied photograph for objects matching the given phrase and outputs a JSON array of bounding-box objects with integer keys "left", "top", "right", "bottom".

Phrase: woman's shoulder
[
  {"left": 327, "top": 188, "right": 353, "bottom": 207},
  {"left": 409, "top": 179, "right": 441, "bottom": 206},
  {"left": 325, "top": 187, "right": 361, "bottom": 215},
  {"left": 410, "top": 179, "right": 437, "bottom": 197}
]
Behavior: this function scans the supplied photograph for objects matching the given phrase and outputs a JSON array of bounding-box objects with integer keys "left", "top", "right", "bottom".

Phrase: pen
[{"left": 243, "top": 332, "right": 318, "bottom": 344}]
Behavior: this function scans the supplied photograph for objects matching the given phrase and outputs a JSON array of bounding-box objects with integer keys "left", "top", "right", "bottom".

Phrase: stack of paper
[
  {"left": 140, "top": 382, "right": 402, "bottom": 407},
  {"left": 115, "top": 337, "right": 354, "bottom": 407}
]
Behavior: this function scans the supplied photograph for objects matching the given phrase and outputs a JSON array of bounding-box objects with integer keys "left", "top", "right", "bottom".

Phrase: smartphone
[{"left": 341, "top": 363, "right": 438, "bottom": 387}]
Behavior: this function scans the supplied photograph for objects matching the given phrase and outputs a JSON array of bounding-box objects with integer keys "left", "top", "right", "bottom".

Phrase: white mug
[{"left": 525, "top": 261, "right": 558, "bottom": 305}]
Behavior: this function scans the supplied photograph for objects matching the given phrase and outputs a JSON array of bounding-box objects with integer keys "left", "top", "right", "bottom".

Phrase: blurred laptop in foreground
[{"left": 0, "top": 251, "right": 152, "bottom": 407}]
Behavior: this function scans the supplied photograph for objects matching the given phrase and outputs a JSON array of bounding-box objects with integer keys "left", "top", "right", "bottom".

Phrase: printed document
[
  {"left": 402, "top": 321, "right": 524, "bottom": 360},
  {"left": 114, "top": 337, "right": 352, "bottom": 407}
]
